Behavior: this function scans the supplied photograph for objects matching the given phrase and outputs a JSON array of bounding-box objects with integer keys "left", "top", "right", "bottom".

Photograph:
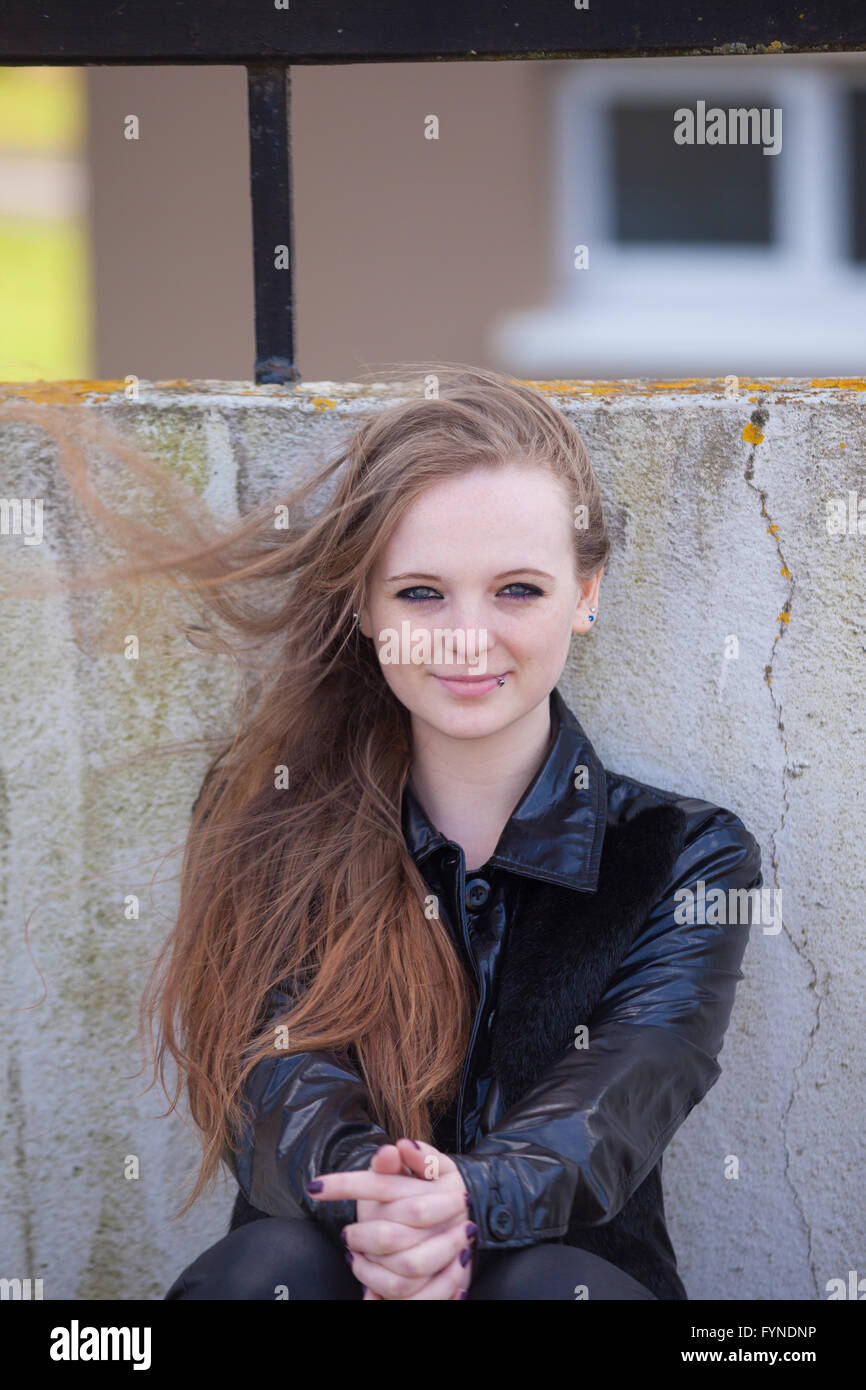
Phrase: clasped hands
[{"left": 307, "top": 1138, "right": 477, "bottom": 1300}]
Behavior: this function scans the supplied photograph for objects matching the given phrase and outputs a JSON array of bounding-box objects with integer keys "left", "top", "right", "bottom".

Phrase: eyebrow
[{"left": 384, "top": 568, "right": 556, "bottom": 583}]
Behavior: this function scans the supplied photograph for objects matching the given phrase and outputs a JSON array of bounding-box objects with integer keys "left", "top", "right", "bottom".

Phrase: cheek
[
  {"left": 512, "top": 604, "right": 573, "bottom": 655},
  {"left": 371, "top": 635, "right": 424, "bottom": 698}
]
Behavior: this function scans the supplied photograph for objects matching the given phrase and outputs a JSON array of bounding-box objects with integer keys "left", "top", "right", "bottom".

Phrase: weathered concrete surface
[{"left": 0, "top": 376, "right": 863, "bottom": 1301}]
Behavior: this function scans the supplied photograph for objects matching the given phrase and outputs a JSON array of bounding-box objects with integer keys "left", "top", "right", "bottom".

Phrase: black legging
[{"left": 165, "top": 1216, "right": 658, "bottom": 1300}]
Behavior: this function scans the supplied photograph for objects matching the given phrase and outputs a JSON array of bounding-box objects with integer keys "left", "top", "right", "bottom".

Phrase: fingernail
[
  {"left": 459, "top": 1289, "right": 468, "bottom": 1299},
  {"left": 464, "top": 1193, "right": 471, "bottom": 1208},
  {"left": 340, "top": 1228, "right": 349, "bottom": 1246},
  {"left": 306, "top": 1179, "right": 324, "bottom": 1193},
  {"left": 410, "top": 1139, "right": 422, "bottom": 1150},
  {"left": 459, "top": 1248, "right": 472, "bottom": 1267},
  {"left": 360, "top": 1286, "right": 367, "bottom": 1296},
  {"left": 345, "top": 1251, "right": 354, "bottom": 1267},
  {"left": 465, "top": 1222, "right": 478, "bottom": 1240}
]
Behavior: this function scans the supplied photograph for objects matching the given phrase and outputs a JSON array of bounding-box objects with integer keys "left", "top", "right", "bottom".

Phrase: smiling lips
[
  {"left": 432, "top": 673, "right": 502, "bottom": 682},
  {"left": 431, "top": 671, "right": 507, "bottom": 696}
]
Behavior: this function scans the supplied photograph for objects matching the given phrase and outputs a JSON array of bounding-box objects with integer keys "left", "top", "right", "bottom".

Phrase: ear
[
  {"left": 571, "top": 564, "right": 604, "bottom": 635},
  {"left": 357, "top": 603, "right": 374, "bottom": 640}
]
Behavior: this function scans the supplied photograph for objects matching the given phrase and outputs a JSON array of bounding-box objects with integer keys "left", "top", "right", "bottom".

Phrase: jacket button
[
  {"left": 465, "top": 877, "right": 491, "bottom": 911},
  {"left": 488, "top": 1203, "right": 514, "bottom": 1239}
]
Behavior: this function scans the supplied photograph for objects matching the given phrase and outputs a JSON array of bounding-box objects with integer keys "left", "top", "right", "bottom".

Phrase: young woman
[
  {"left": 121, "top": 363, "right": 757, "bottom": 1301},
  {"left": 3, "top": 362, "right": 758, "bottom": 1299}
]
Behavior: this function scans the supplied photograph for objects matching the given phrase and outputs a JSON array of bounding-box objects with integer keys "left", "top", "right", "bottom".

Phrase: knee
[
  {"left": 567, "top": 1246, "right": 658, "bottom": 1300},
  {"left": 472, "top": 1243, "right": 574, "bottom": 1301},
  {"left": 167, "top": 1216, "right": 353, "bottom": 1301},
  {"left": 471, "top": 1241, "right": 657, "bottom": 1301},
  {"left": 217, "top": 1217, "right": 326, "bottom": 1300}
]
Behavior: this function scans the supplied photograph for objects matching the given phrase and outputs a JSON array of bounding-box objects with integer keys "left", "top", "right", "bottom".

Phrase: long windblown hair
[{"left": 0, "top": 362, "right": 610, "bottom": 1216}]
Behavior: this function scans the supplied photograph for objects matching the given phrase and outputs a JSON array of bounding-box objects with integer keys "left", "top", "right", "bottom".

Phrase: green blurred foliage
[
  {"left": 0, "top": 66, "right": 84, "bottom": 152},
  {"left": 0, "top": 68, "right": 89, "bottom": 379}
]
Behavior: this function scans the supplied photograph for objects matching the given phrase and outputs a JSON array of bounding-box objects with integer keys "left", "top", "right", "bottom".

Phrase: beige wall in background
[{"left": 86, "top": 61, "right": 550, "bottom": 383}]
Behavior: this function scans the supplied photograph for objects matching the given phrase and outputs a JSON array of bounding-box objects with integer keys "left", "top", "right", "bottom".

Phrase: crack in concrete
[{"left": 743, "top": 396, "right": 821, "bottom": 1296}]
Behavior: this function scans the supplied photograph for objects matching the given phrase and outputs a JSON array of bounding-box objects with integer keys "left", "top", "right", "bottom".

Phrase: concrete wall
[{"left": 0, "top": 376, "right": 863, "bottom": 1301}]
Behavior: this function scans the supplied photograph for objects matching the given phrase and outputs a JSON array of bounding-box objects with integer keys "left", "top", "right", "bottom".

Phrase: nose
[
  {"left": 432, "top": 601, "right": 496, "bottom": 652},
  {"left": 435, "top": 617, "right": 494, "bottom": 668}
]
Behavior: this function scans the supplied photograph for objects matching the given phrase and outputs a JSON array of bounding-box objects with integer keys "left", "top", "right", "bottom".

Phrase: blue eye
[
  {"left": 395, "top": 583, "right": 544, "bottom": 602},
  {"left": 397, "top": 587, "right": 442, "bottom": 602},
  {"left": 500, "top": 583, "right": 543, "bottom": 600}
]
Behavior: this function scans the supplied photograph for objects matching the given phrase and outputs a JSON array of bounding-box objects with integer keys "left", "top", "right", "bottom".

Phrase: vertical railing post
[{"left": 247, "top": 63, "right": 301, "bottom": 384}]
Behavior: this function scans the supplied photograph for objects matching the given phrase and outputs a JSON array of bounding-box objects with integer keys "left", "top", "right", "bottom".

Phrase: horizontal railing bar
[{"left": 1, "top": 2, "right": 865, "bottom": 64}]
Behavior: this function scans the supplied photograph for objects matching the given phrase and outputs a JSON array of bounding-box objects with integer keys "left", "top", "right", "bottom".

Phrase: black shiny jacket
[{"left": 224, "top": 687, "right": 762, "bottom": 1300}]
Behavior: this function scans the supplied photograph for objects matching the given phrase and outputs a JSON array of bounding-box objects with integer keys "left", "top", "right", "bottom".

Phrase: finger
[
  {"left": 404, "top": 1250, "right": 468, "bottom": 1301},
  {"left": 357, "top": 1194, "right": 436, "bottom": 1226},
  {"left": 358, "top": 1176, "right": 464, "bottom": 1224},
  {"left": 394, "top": 1138, "right": 440, "bottom": 1182},
  {"left": 345, "top": 1218, "right": 437, "bottom": 1257},
  {"left": 369, "top": 1144, "right": 412, "bottom": 1177},
  {"left": 347, "top": 1248, "right": 430, "bottom": 1301},
  {"left": 362, "top": 1186, "right": 469, "bottom": 1230},
  {"left": 346, "top": 1218, "right": 434, "bottom": 1257},
  {"left": 356, "top": 1215, "right": 461, "bottom": 1268},
  {"left": 370, "top": 1144, "right": 401, "bottom": 1168},
  {"left": 395, "top": 1137, "right": 456, "bottom": 1181},
  {"left": 351, "top": 1219, "right": 475, "bottom": 1279},
  {"left": 307, "top": 1170, "right": 434, "bottom": 1203},
  {"left": 346, "top": 1212, "right": 474, "bottom": 1260}
]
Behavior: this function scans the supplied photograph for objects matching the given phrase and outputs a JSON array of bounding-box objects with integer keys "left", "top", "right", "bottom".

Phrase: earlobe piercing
[{"left": 588, "top": 605, "right": 598, "bottom": 624}]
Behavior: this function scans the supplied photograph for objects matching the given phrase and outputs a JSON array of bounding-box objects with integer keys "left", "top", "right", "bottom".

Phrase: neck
[{"left": 408, "top": 693, "right": 554, "bottom": 857}]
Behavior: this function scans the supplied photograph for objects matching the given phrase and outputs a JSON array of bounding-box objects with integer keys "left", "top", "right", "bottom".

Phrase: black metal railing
[{"left": 1, "top": 2, "right": 864, "bottom": 381}]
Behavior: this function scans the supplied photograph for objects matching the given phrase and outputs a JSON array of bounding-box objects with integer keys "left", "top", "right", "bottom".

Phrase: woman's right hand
[{"left": 350, "top": 1140, "right": 476, "bottom": 1300}]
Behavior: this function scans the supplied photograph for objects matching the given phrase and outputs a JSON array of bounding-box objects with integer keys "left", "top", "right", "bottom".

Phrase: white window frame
[
  {"left": 552, "top": 56, "right": 860, "bottom": 301},
  {"left": 490, "top": 55, "right": 866, "bottom": 374}
]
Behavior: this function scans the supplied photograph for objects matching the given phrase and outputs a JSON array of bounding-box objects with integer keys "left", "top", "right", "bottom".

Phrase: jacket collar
[{"left": 401, "top": 686, "right": 608, "bottom": 894}]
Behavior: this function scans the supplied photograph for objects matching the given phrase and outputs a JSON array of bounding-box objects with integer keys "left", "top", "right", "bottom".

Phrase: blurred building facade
[{"left": 2, "top": 52, "right": 865, "bottom": 382}]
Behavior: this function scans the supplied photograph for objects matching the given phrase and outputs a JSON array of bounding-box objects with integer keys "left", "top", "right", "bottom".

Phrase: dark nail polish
[
  {"left": 306, "top": 1179, "right": 324, "bottom": 1193},
  {"left": 459, "top": 1247, "right": 472, "bottom": 1267},
  {"left": 345, "top": 1250, "right": 354, "bottom": 1267},
  {"left": 340, "top": 1228, "right": 349, "bottom": 1246},
  {"left": 459, "top": 1289, "right": 468, "bottom": 1299},
  {"left": 465, "top": 1222, "right": 478, "bottom": 1240},
  {"left": 360, "top": 1286, "right": 367, "bottom": 1296},
  {"left": 464, "top": 1193, "right": 472, "bottom": 1208},
  {"left": 410, "top": 1139, "right": 421, "bottom": 1150}
]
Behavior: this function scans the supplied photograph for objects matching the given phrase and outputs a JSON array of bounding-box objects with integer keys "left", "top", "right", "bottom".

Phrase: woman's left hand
[{"left": 308, "top": 1138, "right": 476, "bottom": 1300}]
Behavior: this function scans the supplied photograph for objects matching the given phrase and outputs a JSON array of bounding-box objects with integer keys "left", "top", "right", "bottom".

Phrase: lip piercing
[{"left": 497, "top": 676, "right": 505, "bottom": 686}]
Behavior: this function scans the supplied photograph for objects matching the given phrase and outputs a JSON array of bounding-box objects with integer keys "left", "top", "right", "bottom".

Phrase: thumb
[
  {"left": 370, "top": 1142, "right": 412, "bottom": 1176},
  {"left": 395, "top": 1136, "right": 453, "bottom": 1181}
]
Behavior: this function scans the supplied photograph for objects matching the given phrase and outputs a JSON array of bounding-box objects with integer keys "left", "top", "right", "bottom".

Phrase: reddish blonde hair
[{"left": 0, "top": 362, "right": 610, "bottom": 1215}]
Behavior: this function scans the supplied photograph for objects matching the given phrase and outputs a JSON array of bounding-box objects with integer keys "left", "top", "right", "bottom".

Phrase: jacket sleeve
[
  {"left": 450, "top": 804, "right": 763, "bottom": 1251},
  {"left": 221, "top": 984, "right": 393, "bottom": 1243}
]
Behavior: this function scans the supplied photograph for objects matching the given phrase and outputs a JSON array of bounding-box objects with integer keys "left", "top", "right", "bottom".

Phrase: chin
[
  {"left": 429, "top": 714, "right": 510, "bottom": 741},
  {"left": 419, "top": 691, "right": 520, "bottom": 738}
]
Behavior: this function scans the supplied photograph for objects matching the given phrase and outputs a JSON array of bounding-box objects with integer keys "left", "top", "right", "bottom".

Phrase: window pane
[{"left": 611, "top": 99, "right": 774, "bottom": 245}]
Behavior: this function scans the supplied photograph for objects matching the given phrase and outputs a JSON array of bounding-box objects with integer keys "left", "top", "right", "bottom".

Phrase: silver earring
[{"left": 588, "top": 606, "right": 598, "bottom": 624}]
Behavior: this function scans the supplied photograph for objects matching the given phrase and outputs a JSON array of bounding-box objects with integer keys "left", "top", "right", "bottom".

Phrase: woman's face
[{"left": 359, "top": 461, "right": 602, "bottom": 741}]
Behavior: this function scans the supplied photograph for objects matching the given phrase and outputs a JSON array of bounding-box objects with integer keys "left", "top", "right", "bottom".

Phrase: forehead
[{"left": 376, "top": 463, "right": 572, "bottom": 567}]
